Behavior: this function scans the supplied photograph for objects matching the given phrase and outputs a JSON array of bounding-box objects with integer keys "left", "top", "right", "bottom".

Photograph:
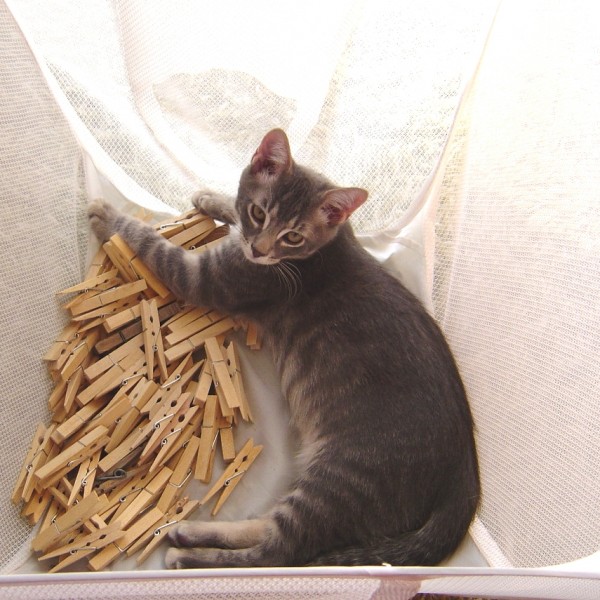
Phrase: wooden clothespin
[
  {"left": 157, "top": 436, "right": 199, "bottom": 513},
  {"left": 51, "top": 396, "right": 105, "bottom": 445},
  {"left": 31, "top": 490, "right": 108, "bottom": 553},
  {"left": 147, "top": 403, "right": 200, "bottom": 474},
  {"left": 19, "top": 424, "right": 57, "bottom": 503},
  {"left": 84, "top": 333, "right": 144, "bottom": 381},
  {"left": 78, "top": 348, "right": 146, "bottom": 405},
  {"left": 133, "top": 498, "right": 200, "bottom": 565},
  {"left": 195, "top": 395, "right": 219, "bottom": 483},
  {"left": 194, "top": 357, "right": 213, "bottom": 406},
  {"left": 43, "top": 322, "right": 81, "bottom": 364},
  {"left": 108, "top": 234, "right": 171, "bottom": 298},
  {"left": 200, "top": 438, "right": 263, "bottom": 516},
  {"left": 96, "top": 301, "right": 180, "bottom": 355},
  {"left": 11, "top": 423, "right": 47, "bottom": 505},
  {"left": 205, "top": 337, "right": 240, "bottom": 417},
  {"left": 105, "top": 378, "right": 158, "bottom": 453},
  {"left": 56, "top": 268, "right": 120, "bottom": 297},
  {"left": 102, "top": 293, "right": 175, "bottom": 333},
  {"left": 226, "top": 341, "right": 253, "bottom": 422},
  {"left": 138, "top": 392, "right": 194, "bottom": 462},
  {"left": 88, "top": 506, "right": 165, "bottom": 571},
  {"left": 158, "top": 407, "right": 203, "bottom": 468},
  {"left": 140, "top": 298, "right": 168, "bottom": 382},
  {"left": 34, "top": 426, "right": 110, "bottom": 489},
  {"left": 69, "top": 279, "right": 147, "bottom": 318},
  {"left": 41, "top": 518, "right": 125, "bottom": 573},
  {"left": 168, "top": 218, "right": 216, "bottom": 249},
  {"left": 164, "top": 316, "right": 235, "bottom": 364},
  {"left": 164, "top": 309, "right": 221, "bottom": 347}
]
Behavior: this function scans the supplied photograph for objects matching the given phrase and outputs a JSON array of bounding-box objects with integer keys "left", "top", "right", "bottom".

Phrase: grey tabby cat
[{"left": 89, "top": 128, "right": 479, "bottom": 568}]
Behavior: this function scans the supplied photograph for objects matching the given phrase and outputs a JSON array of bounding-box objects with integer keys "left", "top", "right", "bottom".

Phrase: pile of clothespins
[{"left": 11, "top": 208, "right": 263, "bottom": 572}]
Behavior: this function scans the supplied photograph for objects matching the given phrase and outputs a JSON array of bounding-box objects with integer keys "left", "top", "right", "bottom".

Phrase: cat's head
[{"left": 235, "top": 129, "right": 368, "bottom": 265}]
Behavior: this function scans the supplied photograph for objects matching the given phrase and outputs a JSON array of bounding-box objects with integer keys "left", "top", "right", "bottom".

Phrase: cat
[{"left": 88, "top": 128, "right": 480, "bottom": 568}]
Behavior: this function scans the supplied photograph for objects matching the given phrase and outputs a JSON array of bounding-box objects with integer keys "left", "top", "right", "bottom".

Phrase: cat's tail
[{"left": 309, "top": 488, "right": 478, "bottom": 567}]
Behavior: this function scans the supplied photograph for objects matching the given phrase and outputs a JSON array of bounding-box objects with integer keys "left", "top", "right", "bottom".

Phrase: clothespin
[
  {"left": 105, "top": 378, "right": 158, "bottom": 453},
  {"left": 108, "top": 234, "right": 172, "bottom": 298},
  {"left": 140, "top": 298, "right": 168, "bottom": 382},
  {"left": 71, "top": 293, "right": 145, "bottom": 324},
  {"left": 200, "top": 438, "right": 263, "bottom": 516},
  {"left": 21, "top": 489, "right": 53, "bottom": 526},
  {"left": 68, "top": 451, "right": 102, "bottom": 503},
  {"left": 11, "top": 423, "right": 47, "bottom": 505},
  {"left": 168, "top": 218, "right": 216, "bottom": 249},
  {"left": 97, "top": 426, "right": 145, "bottom": 474},
  {"left": 194, "top": 358, "right": 213, "bottom": 406},
  {"left": 81, "top": 392, "right": 132, "bottom": 437},
  {"left": 195, "top": 395, "right": 219, "bottom": 483},
  {"left": 164, "top": 306, "right": 209, "bottom": 334},
  {"left": 43, "top": 322, "right": 81, "bottom": 363},
  {"left": 34, "top": 426, "right": 110, "bottom": 489},
  {"left": 189, "top": 235, "right": 228, "bottom": 255},
  {"left": 19, "top": 424, "right": 57, "bottom": 503},
  {"left": 78, "top": 348, "right": 146, "bottom": 405},
  {"left": 96, "top": 301, "right": 180, "bottom": 355},
  {"left": 52, "top": 396, "right": 105, "bottom": 445},
  {"left": 84, "top": 333, "right": 144, "bottom": 382},
  {"left": 245, "top": 321, "right": 262, "bottom": 350},
  {"left": 164, "top": 309, "right": 221, "bottom": 346},
  {"left": 41, "top": 518, "right": 125, "bottom": 573},
  {"left": 157, "top": 436, "right": 199, "bottom": 513},
  {"left": 61, "top": 278, "right": 123, "bottom": 314},
  {"left": 133, "top": 498, "right": 200, "bottom": 565},
  {"left": 56, "top": 269, "right": 120, "bottom": 296},
  {"left": 88, "top": 507, "right": 165, "bottom": 571},
  {"left": 226, "top": 341, "right": 253, "bottom": 422},
  {"left": 70, "top": 279, "right": 147, "bottom": 318},
  {"left": 102, "top": 293, "right": 175, "bottom": 333},
  {"left": 146, "top": 403, "right": 200, "bottom": 474},
  {"left": 83, "top": 246, "right": 111, "bottom": 279},
  {"left": 160, "top": 408, "right": 203, "bottom": 468},
  {"left": 205, "top": 337, "right": 240, "bottom": 417},
  {"left": 31, "top": 490, "right": 108, "bottom": 553},
  {"left": 140, "top": 353, "right": 195, "bottom": 416},
  {"left": 108, "top": 466, "right": 172, "bottom": 526},
  {"left": 164, "top": 316, "right": 235, "bottom": 364},
  {"left": 63, "top": 359, "right": 88, "bottom": 413},
  {"left": 138, "top": 392, "right": 194, "bottom": 462},
  {"left": 103, "top": 238, "right": 139, "bottom": 283},
  {"left": 218, "top": 416, "right": 236, "bottom": 463}
]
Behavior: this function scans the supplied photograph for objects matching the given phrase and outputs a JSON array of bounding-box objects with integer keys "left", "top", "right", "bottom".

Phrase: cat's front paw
[
  {"left": 192, "top": 190, "right": 237, "bottom": 225},
  {"left": 88, "top": 199, "right": 120, "bottom": 242}
]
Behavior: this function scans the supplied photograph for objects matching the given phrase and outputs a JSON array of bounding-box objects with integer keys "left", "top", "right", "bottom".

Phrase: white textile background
[{"left": 1, "top": 0, "right": 600, "bottom": 598}]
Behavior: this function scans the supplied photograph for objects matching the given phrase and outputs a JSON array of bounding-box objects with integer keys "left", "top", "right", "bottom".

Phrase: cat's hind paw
[{"left": 88, "top": 199, "right": 119, "bottom": 242}]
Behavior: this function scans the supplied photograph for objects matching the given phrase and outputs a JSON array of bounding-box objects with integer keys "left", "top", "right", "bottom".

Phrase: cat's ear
[
  {"left": 319, "top": 187, "right": 368, "bottom": 226},
  {"left": 250, "top": 129, "right": 292, "bottom": 179}
]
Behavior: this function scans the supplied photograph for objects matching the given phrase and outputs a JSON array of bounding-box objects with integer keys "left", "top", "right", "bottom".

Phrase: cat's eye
[
  {"left": 282, "top": 231, "right": 304, "bottom": 246},
  {"left": 249, "top": 204, "right": 266, "bottom": 224}
]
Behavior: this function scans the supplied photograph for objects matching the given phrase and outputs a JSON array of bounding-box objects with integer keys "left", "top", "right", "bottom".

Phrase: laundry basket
[{"left": 1, "top": 1, "right": 599, "bottom": 598}]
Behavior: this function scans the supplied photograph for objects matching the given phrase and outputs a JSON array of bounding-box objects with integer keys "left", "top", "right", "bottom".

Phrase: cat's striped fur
[{"left": 89, "top": 128, "right": 479, "bottom": 568}]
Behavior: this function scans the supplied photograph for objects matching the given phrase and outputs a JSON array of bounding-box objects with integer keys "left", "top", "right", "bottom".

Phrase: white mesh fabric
[
  {"left": 0, "top": 0, "right": 88, "bottom": 572},
  {"left": 432, "top": 0, "right": 600, "bottom": 568}
]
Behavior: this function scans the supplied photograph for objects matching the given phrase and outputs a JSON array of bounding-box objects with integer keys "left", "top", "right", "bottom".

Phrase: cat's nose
[{"left": 251, "top": 244, "right": 265, "bottom": 259}]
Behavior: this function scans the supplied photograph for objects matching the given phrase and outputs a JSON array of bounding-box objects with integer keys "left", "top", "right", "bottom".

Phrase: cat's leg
[
  {"left": 88, "top": 199, "right": 206, "bottom": 304},
  {"left": 169, "top": 518, "right": 269, "bottom": 550},
  {"left": 165, "top": 518, "right": 275, "bottom": 569},
  {"left": 192, "top": 190, "right": 238, "bottom": 225}
]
